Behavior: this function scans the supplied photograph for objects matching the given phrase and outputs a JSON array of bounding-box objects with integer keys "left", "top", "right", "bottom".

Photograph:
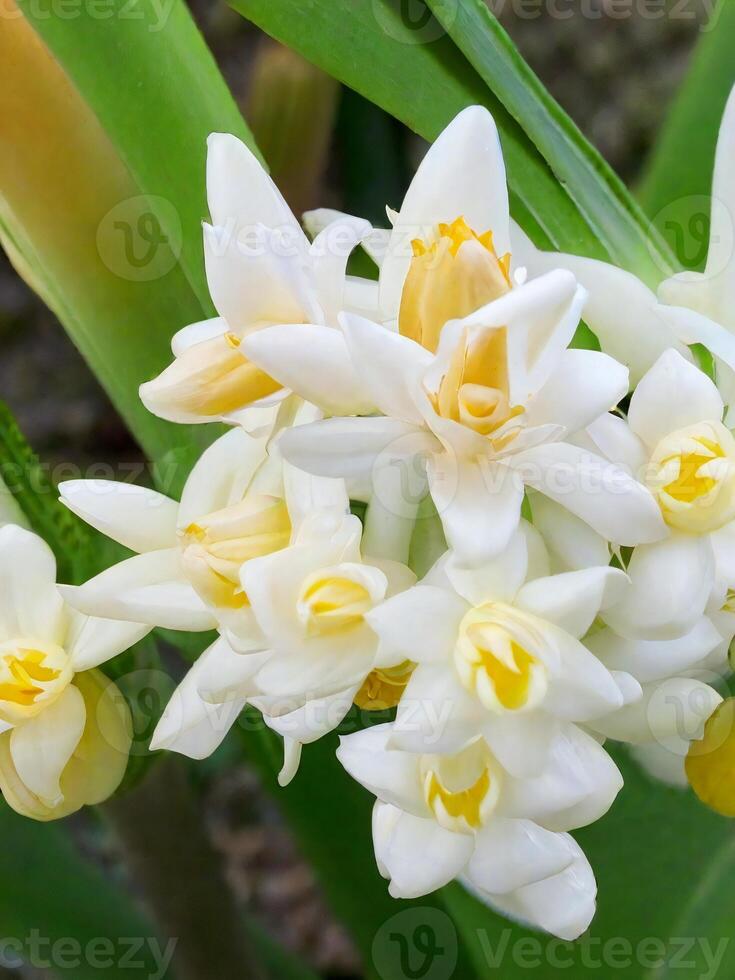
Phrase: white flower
[
  {"left": 58, "top": 426, "right": 347, "bottom": 648},
  {"left": 151, "top": 511, "right": 415, "bottom": 783},
  {"left": 365, "top": 525, "right": 633, "bottom": 778},
  {"left": 0, "top": 525, "right": 145, "bottom": 820},
  {"left": 243, "top": 108, "right": 665, "bottom": 565},
  {"left": 139, "top": 133, "right": 373, "bottom": 426},
  {"left": 337, "top": 721, "right": 622, "bottom": 939},
  {"left": 515, "top": 85, "right": 735, "bottom": 404}
]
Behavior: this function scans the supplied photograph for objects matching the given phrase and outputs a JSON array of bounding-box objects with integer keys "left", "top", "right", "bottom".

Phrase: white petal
[
  {"left": 10, "top": 684, "right": 85, "bottom": 805},
  {"left": 524, "top": 349, "right": 628, "bottom": 435},
  {"left": 203, "top": 222, "right": 318, "bottom": 332},
  {"left": 445, "top": 527, "right": 529, "bottom": 605},
  {"left": 499, "top": 723, "right": 622, "bottom": 831},
  {"left": 542, "top": 625, "right": 626, "bottom": 720},
  {"left": 511, "top": 442, "right": 666, "bottom": 546},
  {"left": 516, "top": 566, "right": 628, "bottom": 639},
  {"left": 629, "top": 741, "right": 687, "bottom": 787},
  {"left": 337, "top": 724, "right": 427, "bottom": 815},
  {"left": 242, "top": 323, "right": 375, "bottom": 415},
  {"left": 59, "top": 480, "right": 178, "bottom": 554},
  {"left": 178, "top": 427, "right": 269, "bottom": 529},
  {"left": 0, "top": 525, "right": 64, "bottom": 642},
  {"left": 67, "top": 613, "right": 151, "bottom": 672},
  {"left": 514, "top": 223, "right": 682, "bottom": 385},
  {"left": 586, "top": 618, "right": 723, "bottom": 683},
  {"left": 583, "top": 412, "right": 648, "bottom": 474},
  {"left": 340, "top": 313, "right": 431, "bottom": 423},
  {"left": 263, "top": 686, "right": 357, "bottom": 747},
  {"left": 279, "top": 416, "right": 434, "bottom": 487},
  {"left": 468, "top": 818, "right": 576, "bottom": 895},
  {"left": 310, "top": 215, "right": 372, "bottom": 325},
  {"left": 372, "top": 801, "right": 473, "bottom": 899},
  {"left": 483, "top": 711, "right": 561, "bottom": 779},
  {"left": 171, "top": 317, "right": 227, "bottom": 356},
  {"left": 529, "top": 493, "right": 609, "bottom": 572},
  {"left": 61, "top": 550, "right": 216, "bottom": 631},
  {"left": 381, "top": 106, "right": 510, "bottom": 320},
  {"left": 392, "top": 664, "right": 484, "bottom": 755},
  {"left": 591, "top": 677, "right": 721, "bottom": 745},
  {"left": 150, "top": 637, "right": 252, "bottom": 759},
  {"left": 428, "top": 455, "right": 524, "bottom": 566},
  {"left": 206, "top": 133, "right": 307, "bottom": 251},
  {"left": 366, "top": 585, "right": 466, "bottom": 664},
  {"left": 627, "top": 347, "right": 724, "bottom": 449},
  {"left": 466, "top": 838, "right": 596, "bottom": 940},
  {"left": 603, "top": 534, "right": 715, "bottom": 640}
]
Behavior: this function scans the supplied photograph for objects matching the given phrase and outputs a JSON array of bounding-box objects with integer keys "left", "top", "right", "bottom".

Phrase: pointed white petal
[
  {"left": 428, "top": 455, "right": 524, "bottom": 566},
  {"left": 511, "top": 442, "right": 666, "bottom": 546},
  {"left": 628, "top": 347, "right": 723, "bottom": 449},
  {"left": 67, "top": 613, "right": 151, "bottom": 672},
  {"left": 0, "top": 525, "right": 64, "bottom": 643},
  {"left": 603, "top": 533, "right": 715, "bottom": 640},
  {"left": 524, "top": 349, "right": 628, "bottom": 435},
  {"left": 171, "top": 317, "right": 227, "bottom": 356},
  {"left": 366, "top": 585, "right": 465, "bottom": 664},
  {"left": 381, "top": 106, "right": 510, "bottom": 320},
  {"left": 59, "top": 480, "right": 178, "bottom": 554},
  {"left": 468, "top": 818, "right": 576, "bottom": 895},
  {"left": 61, "top": 550, "right": 216, "bottom": 631},
  {"left": 529, "top": 493, "right": 609, "bottom": 572},
  {"left": 516, "top": 566, "right": 628, "bottom": 639},
  {"left": 242, "top": 323, "right": 375, "bottom": 415},
  {"left": 337, "top": 724, "right": 427, "bottom": 815}
]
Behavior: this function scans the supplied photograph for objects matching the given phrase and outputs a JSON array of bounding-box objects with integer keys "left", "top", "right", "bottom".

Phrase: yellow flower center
[
  {"left": 353, "top": 660, "right": 415, "bottom": 711},
  {"left": 298, "top": 572, "right": 373, "bottom": 635},
  {"left": 647, "top": 421, "right": 735, "bottom": 533},
  {"left": 0, "top": 640, "right": 73, "bottom": 724},
  {"left": 455, "top": 603, "right": 548, "bottom": 713},
  {"left": 429, "top": 323, "right": 524, "bottom": 441},
  {"left": 181, "top": 494, "right": 291, "bottom": 610},
  {"left": 399, "top": 216, "right": 511, "bottom": 353},
  {"left": 420, "top": 740, "right": 501, "bottom": 834}
]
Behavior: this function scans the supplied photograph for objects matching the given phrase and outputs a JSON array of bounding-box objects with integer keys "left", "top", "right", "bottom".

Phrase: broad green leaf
[
  {"left": 231, "top": 0, "right": 671, "bottom": 285},
  {"left": 638, "top": 0, "right": 735, "bottom": 271},
  {"left": 425, "top": 0, "right": 670, "bottom": 285},
  {"left": 0, "top": 4, "right": 235, "bottom": 486}
]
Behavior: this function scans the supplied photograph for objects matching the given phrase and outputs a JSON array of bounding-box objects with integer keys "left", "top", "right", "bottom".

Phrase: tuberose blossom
[
  {"left": 364, "top": 524, "right": 633, "bottom": 778},
  {"left": 151, "top": 509, "right": 415, "bottom": 783},
  {"left": 243, "top": 108, "right": 665, "bottom": 565},
  {"left": 0, "top": 525, "right": 144, "bottom": 820},
  {"left": 139, "top": 133, "right": 373, "bottom": 426},
  {"left": 338, "top": 720, "right": 622, "bottom": 939}
]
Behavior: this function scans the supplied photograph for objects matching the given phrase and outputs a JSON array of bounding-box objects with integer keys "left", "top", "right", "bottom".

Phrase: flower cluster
[{"left": 50, "top": 97, "right": 735, "bottom": 937}]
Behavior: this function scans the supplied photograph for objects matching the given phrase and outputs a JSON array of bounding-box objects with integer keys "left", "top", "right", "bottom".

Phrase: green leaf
[
  {"left": 231, "top": 0, "right": 671, "bottom": 285},
  {"left": 639, "top": 0, "right": 735, "bottom": 219},
  {"left": 0, "top": 401, "right": 98, "bottom": 583},
  {"left": 425, "top": 0, "right": 671, "bottom": 285},
  {"left": 1, "top": 4, "right": 247, "bottom": 489}
]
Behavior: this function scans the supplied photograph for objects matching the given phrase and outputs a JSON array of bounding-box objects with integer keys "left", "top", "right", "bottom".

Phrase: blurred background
[{"left": 0, "top": 2, "right": 714, "bottom": 976}]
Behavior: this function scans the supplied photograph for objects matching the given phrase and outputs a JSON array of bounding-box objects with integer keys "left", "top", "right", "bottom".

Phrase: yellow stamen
[
  {"left": 299, "top": 575, "right": 372, "bottom": 634},
  {"left": 400, "top": 215, "right": 511, "bottom": 353},
  {"left": 353, "top": 661, "right": 415, "bottom": 711},
  {"left": 420, "top": 740, "right": 501, "bottom": 834}
]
